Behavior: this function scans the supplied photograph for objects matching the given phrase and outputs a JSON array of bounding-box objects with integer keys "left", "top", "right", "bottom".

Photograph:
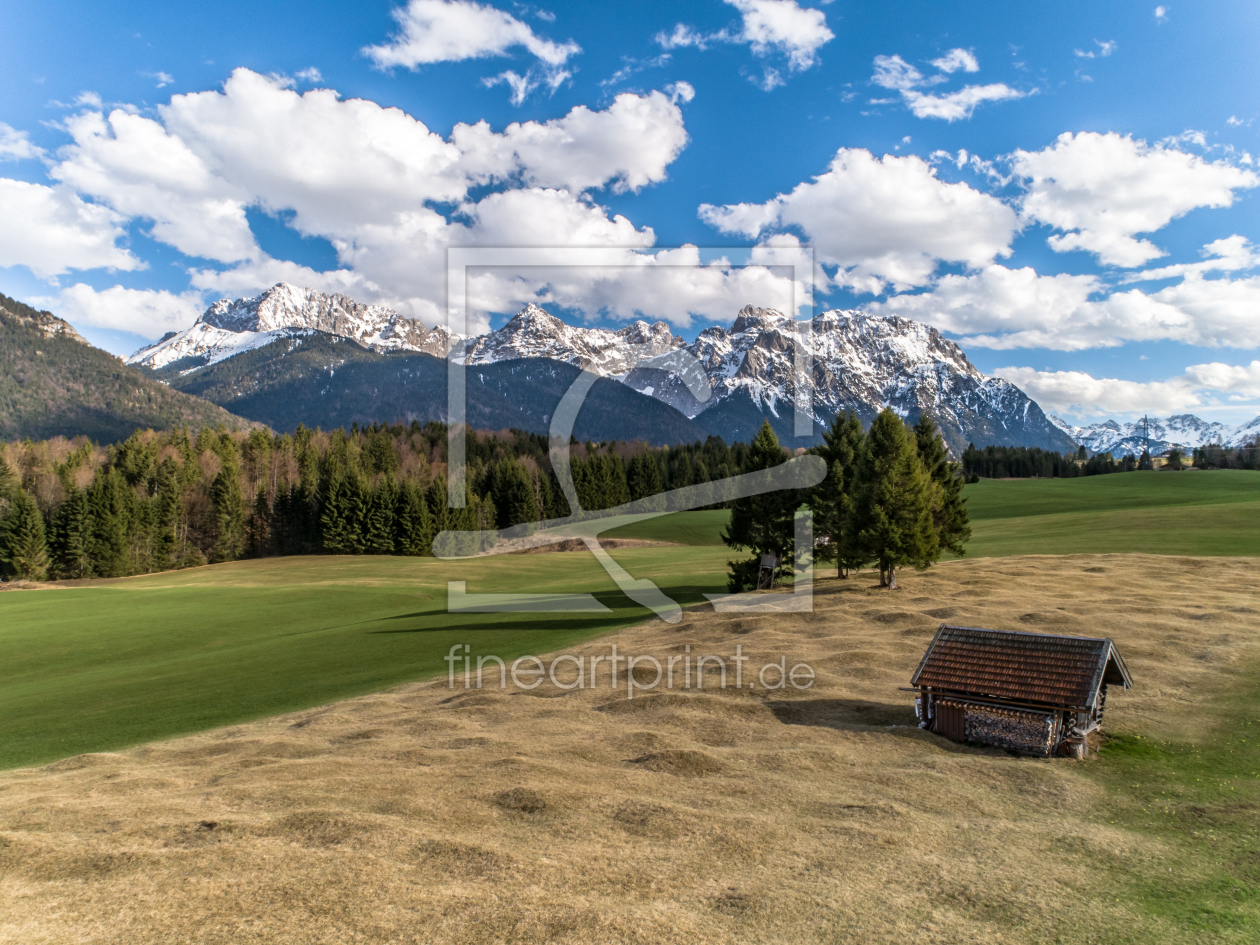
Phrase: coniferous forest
[
  {"left": 0, "top": 422, "right": 751, "bottom": 582},
  {"left": 0, "top": 411, "right": 973, "bottom": 591}
]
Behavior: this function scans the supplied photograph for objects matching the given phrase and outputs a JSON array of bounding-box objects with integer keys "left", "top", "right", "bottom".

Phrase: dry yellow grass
[{"left": 1, "top": 554, "right": 1258, "bottom": 944}]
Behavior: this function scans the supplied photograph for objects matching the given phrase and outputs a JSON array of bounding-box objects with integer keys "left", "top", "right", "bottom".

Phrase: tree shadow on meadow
[{"left": 769, "top": 697, "right": 916, "bottom": 730}]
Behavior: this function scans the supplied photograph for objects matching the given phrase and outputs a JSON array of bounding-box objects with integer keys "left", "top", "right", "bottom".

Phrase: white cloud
[
  {"left": 52, "top": 108, "right": 258, "bottom": 263},
  {"left": 295, "top": 67, "right": 322, "bottom": 83},
  {"left": 902, "top": 83, "right": 1028, "bottom": 121},
  {"left": 1074, "top": 40, "right": 1116, "bottom": 59},
  {"left": 657, "top": 0, "right": 834, "bottom": 76},
  {"left": 363, "top": 0, "right": 579, "bottom": 68},
  {"left": 1227, "top": 115, "right": 1244, "bottom": 127},
  {"left": 145, "top": 71, "right": 175, "bottom": 88},
  {"left": 0, "top": 178, "right": 141, "bottom": 279},
  {"left": 868, "top": 262, "right": 1260, "bottom": 351},
  {"left": 51, "top": 283, "right": 204, "bottom": 335},
  {"left": 1122, "top": 235, "right": 1260, "bottom": 282},
  {"left": 871, "top": 52, "right": 1028, "bottom": 121},
  {"left": 931, "top": 48, "right": 979, "bottom": 74},
  {"left": 1013, "top": 131, "right": 1259, "bottom": 267},
  {"left": 1155, "top": 6, "right": 1168, "bottom": 22},
  {"left": 189, "top": 254, "right": 372, "bottom": 301},
  {"left": 726, "top": 0, "right": 834, "bottom": 71},
  {"left": 996, "top": 360, "right": 1260, "bottom": 417},
  {"left": 0, "top": 123, "right": 43, "bottom": 161},
  {"left": 451, "top": 90, "right": 689, "bottom": 193},
  {"left": 995, "top": 366, "right": 1206, "bottom": 416},
  {"left": 699, "top": 148, "right": 1017, "bottom": 292}
]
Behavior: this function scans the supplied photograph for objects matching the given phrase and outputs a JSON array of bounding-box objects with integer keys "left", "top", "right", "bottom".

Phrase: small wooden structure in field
[{"left": 909, "top": 624, "right": 1132, "bottom": 758}]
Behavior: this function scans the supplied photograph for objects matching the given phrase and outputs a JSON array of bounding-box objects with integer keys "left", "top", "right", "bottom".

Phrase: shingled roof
[{"left": 910, "top": 625, "right": 1132, "bottom": 711}]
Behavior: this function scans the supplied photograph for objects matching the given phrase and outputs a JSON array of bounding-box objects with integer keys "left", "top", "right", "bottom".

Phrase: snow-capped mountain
[
  {"left": 1051, "top": 413, "right": 1260, "bottom": 455},
  {"left": 129, "top": 283, "right": 454, "bottom": 370},
  {"left": 130, "top": 284, "right": 1074, "bottom": 451}
]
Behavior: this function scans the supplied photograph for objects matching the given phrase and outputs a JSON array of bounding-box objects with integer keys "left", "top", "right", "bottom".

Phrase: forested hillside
[{"left": 0, "top": 294, "right": 255, "bottom": 442}]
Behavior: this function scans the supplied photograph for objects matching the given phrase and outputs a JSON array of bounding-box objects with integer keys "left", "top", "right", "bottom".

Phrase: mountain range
[
  {"left": 1051, "top": 413, "right": 1260, "bottom": 456},
  {"left": 130, "top": 283, "right": 1076, "bottom": 453}
]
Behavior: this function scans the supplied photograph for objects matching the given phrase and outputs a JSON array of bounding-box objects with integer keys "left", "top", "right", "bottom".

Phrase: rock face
[
  {"left": 1052, "top": 413, "right": 1260, "bottom": 455},
  {"left": 129, "top": 285, "right": 1075, "bottom": 451}
]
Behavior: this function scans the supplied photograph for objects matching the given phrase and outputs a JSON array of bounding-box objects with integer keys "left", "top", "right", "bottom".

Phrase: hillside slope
[{"left": 0, "top": 294, "right": 256, "bottom": 442}]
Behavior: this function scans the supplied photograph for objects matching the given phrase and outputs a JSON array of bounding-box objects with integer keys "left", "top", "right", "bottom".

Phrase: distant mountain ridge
[
  {"left": 131, "top": 283, "right": 1075, "bottom": 453},
  {"left": 1051, "top": 413, "right": 1260, "bottom": 456}
]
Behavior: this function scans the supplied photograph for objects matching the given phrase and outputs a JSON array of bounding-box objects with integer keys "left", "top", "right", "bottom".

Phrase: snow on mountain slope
[
  {"left": 128, "top": 286, "right": 1075, "bottom": 451},
  {"left": 1051, "top": 413, "right": 1260, "bottom": 455},
  {"left": 129, "top": 283, "right": 453, "bottom": 370}
]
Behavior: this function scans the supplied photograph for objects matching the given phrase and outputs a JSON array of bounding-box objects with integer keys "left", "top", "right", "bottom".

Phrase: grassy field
[
  {"left": 2, "top": 470, "right": 1257, "bottom": 771},
  {"left": 607, "top": 469, "right": 1260, "bottom": 557},
  {"left": 0, "top": 547, "right": 733, "bottom": 770},
  {"left": 2, "top": 555, "right": 1258, "bottom": 944}
]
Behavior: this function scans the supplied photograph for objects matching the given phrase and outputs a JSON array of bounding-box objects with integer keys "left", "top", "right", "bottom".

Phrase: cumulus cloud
[
  {"left": 52, "top": 108, "right": 258, "bottom": 263},
  {"left": 871, "top": 52, "right": 1027, "bottom": 121},
  {"left": 868, "top": 263, "right": 1260, "bottom": 351},
  {"left": 1013, "top": 131, "right": 1260, "bottom": 267},
  {"left": 996, "top": 360, "right": 1260, "bottom": 417},
  {"left": 363, "top": 0, "right": 579, "bottom": 69},
  {"left": 698, "top": 148, "right": 1017, "bottom": 292},
  {"left": 51, "top": 283, "right": 204, "bottom": 335},
  {"left": 657, "top": 0, "right": 834, "bottom": 78},
  {"left": 1123, "top": 235, "right": 1260, "bottom": 282},
  {"left": 0, "top": 122, "right": 43, "bottom": 161},
  {"left": 0, "top": 178, "right": 141, "bottom": 279}
]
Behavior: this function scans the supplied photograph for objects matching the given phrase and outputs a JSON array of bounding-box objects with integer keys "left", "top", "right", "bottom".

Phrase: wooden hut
[{"left": 909, "top": 624, "right": 1132, "bottom": 758}]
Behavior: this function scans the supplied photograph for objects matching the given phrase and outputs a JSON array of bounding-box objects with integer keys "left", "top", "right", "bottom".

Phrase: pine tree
[
  {"left": 848, "top": 409, "right": 938, "bottom": 590},
  {"left": 1, "top": 490, "right": 49, "bottom": 581},
  {"left": 152, "top": 458, "right": 182, "bottom": 570},
  {"left": 50, "top": 487, "right": 92, "bottom": 579},
  {"left": 811, "top": 411, "right": 864, "bottom": 577},
  {"left": 913, "top": 413, "right": 971, "bottom": 558},
  {"left": 722, "top": 420, "right": 793, "bottom": 590}
]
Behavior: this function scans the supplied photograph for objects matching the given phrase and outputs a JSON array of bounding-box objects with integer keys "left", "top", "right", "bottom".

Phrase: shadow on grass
[{"left": 768, "top": 698, "right": 916, "bottom": 730}]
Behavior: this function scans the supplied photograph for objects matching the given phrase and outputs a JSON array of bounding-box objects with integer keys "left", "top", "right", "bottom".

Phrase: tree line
[
  {"left": 722, "top": 410, "right": 971, "bottom": 591},
  {"left": 0, "top": 421, "right": 753, "bottom": 582},
  {"left": 960, "top": 443, "right": 1148, "bottom": 479}
]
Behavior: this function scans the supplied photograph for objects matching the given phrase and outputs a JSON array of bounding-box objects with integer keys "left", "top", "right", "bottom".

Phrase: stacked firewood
[{"left": 944, "top": 700, "right": 1056, "bottom": 755}]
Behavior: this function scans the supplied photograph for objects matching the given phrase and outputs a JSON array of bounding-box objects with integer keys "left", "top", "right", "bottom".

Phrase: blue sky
[{"left": 2, "top": 1, "right": 1259, "bottom": 424}]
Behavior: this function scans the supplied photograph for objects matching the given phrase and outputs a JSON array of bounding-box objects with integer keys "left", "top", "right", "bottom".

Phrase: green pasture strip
[
  {"left": 1086, "top": 669, "right": 1260, "bottom": 941},
  {"left": 964, "top": 499, "right": 1260, "bottom": 559},
  {"left": 964, "top": 469, "right": 1260, "bottom": 521},
  {"left": 0, "top": 548, "right": 731, "bottom": 770},
  {"left": 600, "top": 508, "right": 729, "bottom": 545}
]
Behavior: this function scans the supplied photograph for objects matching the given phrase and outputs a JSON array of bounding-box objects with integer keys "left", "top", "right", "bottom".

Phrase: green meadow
[{"left": 1, "top": 468, "right": 1257, "bottom": 770}]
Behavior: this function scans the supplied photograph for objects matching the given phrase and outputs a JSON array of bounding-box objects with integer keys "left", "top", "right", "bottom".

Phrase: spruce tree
[
  {"left": 811, "top": 411, "right": 864, "bottom": 577},
  {"left": 1, "top": 490, "right": 49, "bottom": 581},
  {"left": 395, "top": 481, "right": 435, "bottom": 556},
  {"left": 50, "top": 487, "right": 92, "bottom": 579},
  {"left": 913, "top": 413, "right": 971, "bottom": 558},
  {"left": 210, "top": 460, "right": 246, "bottom": 563},
  {"left": 628, "top": 452, "right": 663, "bottom": 501},
  {"left": 87, "top": 467, "right": 132, "bottom": 578},
  {"left": 364, "top": 477, "right": 397, "bottom": 554},
  {"left": 722, "top": 420, "right": 792, "bottom": 589},
  {"left": 152, "top": 458, "right": 182, "bottom": 570},
  {"left": 246, "top": 488, "right": 272, "bottom": 558},
  {"left": 848, "top": 409, "right": 938, "bottom": 590},
  {"left": 322, "top": 474, "right": 367, "bottom": 554}
]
